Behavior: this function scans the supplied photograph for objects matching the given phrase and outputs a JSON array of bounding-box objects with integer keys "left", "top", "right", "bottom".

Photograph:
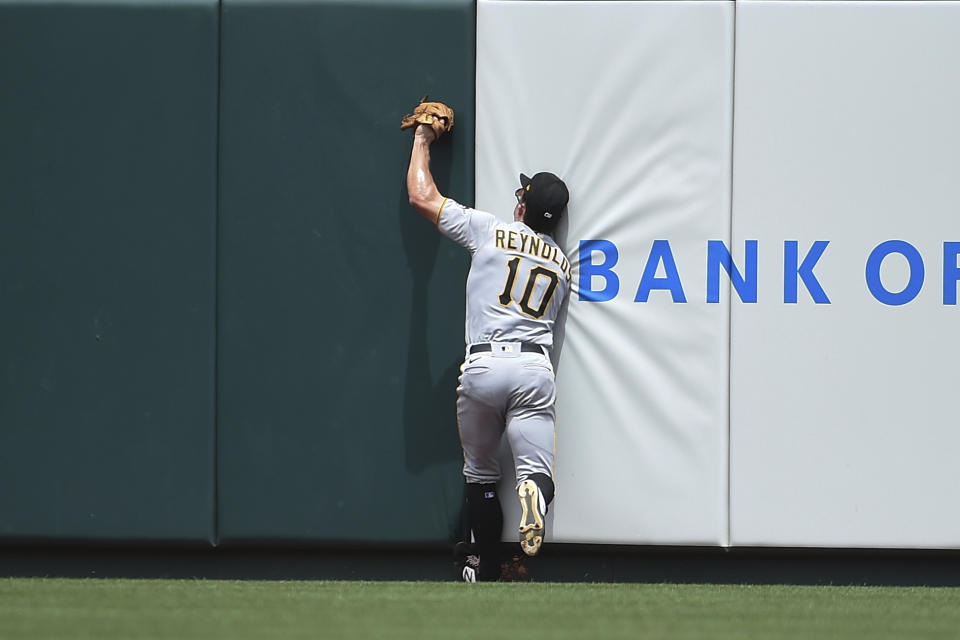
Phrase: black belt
[{"left": 469, "top": 343, "right": 544, "bottom": 355}]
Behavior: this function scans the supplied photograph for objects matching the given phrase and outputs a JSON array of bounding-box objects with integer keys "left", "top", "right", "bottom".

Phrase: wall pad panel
[
  {"left": 730, "top": 0, "right": 960, "bottom": 548},
  {"left": 217, "top": 0, "right": 475, "bottom": 543},
  {"left": 0, "top": 0, "right": 218, "bottom": 541},
  {"left": 477, "top": 0, "right": 734, "bottom": 546}
]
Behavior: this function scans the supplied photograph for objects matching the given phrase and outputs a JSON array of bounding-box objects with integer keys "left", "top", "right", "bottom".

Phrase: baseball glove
[{"left": 400, "top": 97, "right": 455, "bottom": 139}]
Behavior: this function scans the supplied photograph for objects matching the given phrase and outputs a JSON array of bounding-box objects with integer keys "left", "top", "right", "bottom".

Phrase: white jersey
[{"left": 437, "top": 198, "right": 571, "bottom": 348}]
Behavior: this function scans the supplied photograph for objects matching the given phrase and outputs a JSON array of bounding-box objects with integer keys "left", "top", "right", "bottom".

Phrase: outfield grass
[{"left": 2, "top": 578, "right": 959, "bottom": 640}]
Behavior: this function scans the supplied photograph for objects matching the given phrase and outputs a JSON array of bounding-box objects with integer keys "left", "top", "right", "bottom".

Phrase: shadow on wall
[
  {"left": 396, "top": 137, "right": 464, "bottom": 475},
  {"left": 550, "top": 212, "right": 572, "bottom": 371}
]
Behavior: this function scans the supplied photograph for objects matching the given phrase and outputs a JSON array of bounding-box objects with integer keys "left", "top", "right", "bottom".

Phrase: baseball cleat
[
  {"left": 461, "top": 555, "right": 480, "bottom": 582},
  {"left": 517, "top": 479, "right": 546, "bottom": 556},
  {"left": 454, "top": 541, "right": 480, "bottom": 583}
]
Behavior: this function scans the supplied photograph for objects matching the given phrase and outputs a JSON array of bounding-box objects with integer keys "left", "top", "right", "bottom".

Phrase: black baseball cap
[{"left": 520, "top": 172, "right": 569, "bottom": 231}]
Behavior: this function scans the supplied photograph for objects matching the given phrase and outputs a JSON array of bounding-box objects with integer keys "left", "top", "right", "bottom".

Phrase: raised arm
[{"left": 406, "top": 124, "right": 447, "bottom": 225}]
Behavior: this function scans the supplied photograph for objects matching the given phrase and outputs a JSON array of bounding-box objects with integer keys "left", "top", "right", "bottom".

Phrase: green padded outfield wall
[
  {"left": 0, "top": 0, "right": 218, "bottom": 541},
  {"left": 217, "top": 0, "right": 475, "bottom": 542}
]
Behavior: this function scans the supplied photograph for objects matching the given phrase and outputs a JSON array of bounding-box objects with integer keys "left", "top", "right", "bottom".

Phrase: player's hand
[{"left": 414, "top": 122, "right": 437, "bottom": 144}]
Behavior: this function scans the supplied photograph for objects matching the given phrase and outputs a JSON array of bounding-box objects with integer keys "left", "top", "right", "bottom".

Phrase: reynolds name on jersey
[{"left": 494, "top": 229, "right": 572, "bottom": 283}]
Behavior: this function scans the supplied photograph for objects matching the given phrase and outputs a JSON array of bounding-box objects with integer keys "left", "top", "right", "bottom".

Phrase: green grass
[{"left": 2, "top": 578, "right": 960, "bottom": 640}]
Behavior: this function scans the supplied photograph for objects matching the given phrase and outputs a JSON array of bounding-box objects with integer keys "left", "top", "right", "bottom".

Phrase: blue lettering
[
  {"left": 578, "top": 240, "right": 619, "bottom": 302},
  {"left": 635, "top": 240, "right": 686, "bottom": 303},
  {"left": 944, "top": 242, "right": 960, "bottom": 305},
  {"left": 572, "top": 238, "right": 956, "bottom": 305},
  {"left": 707, "top": 240, "right": 758, "bottom": 303},
  {"left": 865, "top": 240, "right": 924, "bottom": 306},
  {"left": 784, "top": 241, "right": 830, "bottom": 304}
]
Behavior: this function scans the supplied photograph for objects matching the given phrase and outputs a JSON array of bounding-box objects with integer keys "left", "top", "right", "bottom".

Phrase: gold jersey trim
[{"left": 435, "top": 197, "right": 449, "bottom": 229}]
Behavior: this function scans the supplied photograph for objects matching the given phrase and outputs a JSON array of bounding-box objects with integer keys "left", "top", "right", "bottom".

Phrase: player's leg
[
  {"left": 462, "top": 482, "right": 503, "bottom": 581},
  {"left": 509, "top": 416, "right": 555, "bottom": 557},
  {"left": 505, "top": 355, "right": 558, "bottom": 557},
  {"left": 456, "top": 356, "right": 507, "bottom": 580}
]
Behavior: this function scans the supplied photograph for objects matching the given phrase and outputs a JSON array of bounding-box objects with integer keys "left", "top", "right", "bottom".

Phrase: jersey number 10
[{"left": 498, "top": 257, "right": 560, "bottom": 319}]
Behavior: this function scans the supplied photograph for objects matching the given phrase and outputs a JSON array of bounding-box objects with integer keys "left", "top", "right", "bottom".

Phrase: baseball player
[{"left": 403, "top": 102, "right": 571, "bottom": 582}]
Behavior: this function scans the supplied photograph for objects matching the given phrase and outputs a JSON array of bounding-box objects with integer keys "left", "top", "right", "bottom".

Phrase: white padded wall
[
  {"left": 477, "top": 1, "right": 734, "bottom": 545},
  {"left": 730, "top": 1, "right": 960, "bottom": 547}
]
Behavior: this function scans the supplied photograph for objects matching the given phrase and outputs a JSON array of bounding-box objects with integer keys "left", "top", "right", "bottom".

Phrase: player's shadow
[
  {"left": 546, "top": 209, "right": 572, "bottom": 370},
  {"left": 396, "top": 138, "right": 464, "bottom": 474}
]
